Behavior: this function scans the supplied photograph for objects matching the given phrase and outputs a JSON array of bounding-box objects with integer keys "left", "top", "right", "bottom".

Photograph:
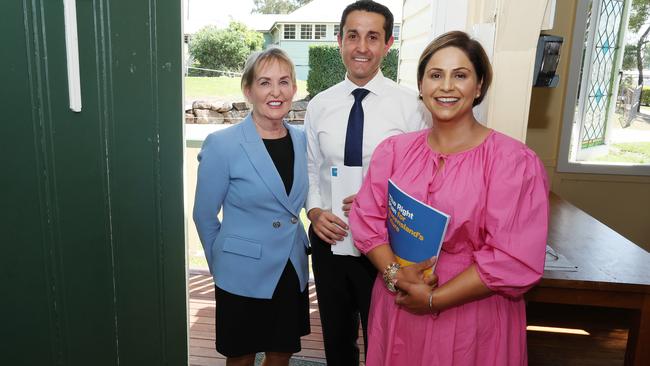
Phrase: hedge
[
  {"left": 307, "top": 45, "right": 398, "bottom": 97},
  {"left": 642, "top": 86, "right": 650, "bottom": 106}
]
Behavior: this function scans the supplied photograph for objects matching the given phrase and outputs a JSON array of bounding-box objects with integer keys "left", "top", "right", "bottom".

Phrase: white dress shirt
[{"left": 305, "top": 71, "right": 431, "bottom": 212}]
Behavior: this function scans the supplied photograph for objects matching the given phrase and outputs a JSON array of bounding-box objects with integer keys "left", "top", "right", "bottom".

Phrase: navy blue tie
[{"left": 344, "top": 88, "right": 370, "bottom": 167}]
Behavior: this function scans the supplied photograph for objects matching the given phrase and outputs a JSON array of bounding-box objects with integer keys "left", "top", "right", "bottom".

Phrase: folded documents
[{"left": 330, "top": 166, "right": 362, "bottom": 256}]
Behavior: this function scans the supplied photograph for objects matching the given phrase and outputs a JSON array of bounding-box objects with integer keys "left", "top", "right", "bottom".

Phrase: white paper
[
  {"left": 544, "top": 245, "right": 578, "bottom": 272},
  {"left": 330, "top": 166, "right": 362, "bottom": 256}
]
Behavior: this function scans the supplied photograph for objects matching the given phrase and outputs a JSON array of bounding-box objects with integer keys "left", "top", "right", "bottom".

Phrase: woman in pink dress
[{"left": 348, "top": 31, "right": 549, "bottom": 365}]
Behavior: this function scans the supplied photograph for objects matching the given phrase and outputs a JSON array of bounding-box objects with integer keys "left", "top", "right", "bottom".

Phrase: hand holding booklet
[
  {"left": 387, "top": 179, "right": 450, "bottom": 275},
  {"left": 330, "top": 166, "right": 362, "bottom": 256}
]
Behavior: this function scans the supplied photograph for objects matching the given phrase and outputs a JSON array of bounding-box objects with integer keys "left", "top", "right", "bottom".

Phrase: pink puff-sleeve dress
[{"left": 349, "top": 129, "right": 549, "bottom": 366}]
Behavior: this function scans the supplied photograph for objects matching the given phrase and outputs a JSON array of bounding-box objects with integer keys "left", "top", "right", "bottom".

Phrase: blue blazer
[{"left": 193, "top": 114, "right": 309, "bottom": 299}]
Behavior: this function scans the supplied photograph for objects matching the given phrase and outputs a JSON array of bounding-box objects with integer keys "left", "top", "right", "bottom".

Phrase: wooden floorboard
[
  {"left": 527, "top": 302, "right": 629, "bottom": 366},
  {"left": 189, "top": 273, "right": 628, "bottom": 365},
  {"left": 188, "top": 273, "right": 332, "bottom": 365}
]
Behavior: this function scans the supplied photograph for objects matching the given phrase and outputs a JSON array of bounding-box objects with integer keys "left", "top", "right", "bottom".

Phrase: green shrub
[
  {"left": 307, "top": 45, "right": 399, "bottom": 97},
  {"left": 641, "top": 86, "right": 650, "bottom": 106},
  {"left": 306, "top": 46, "right": 345, "bottom": 97},
  {"left": 189, "top": 22, "right": 263, "bottom": 73},
  {"left": 382, "top": 48, "right": 398, "bottom": 81}
]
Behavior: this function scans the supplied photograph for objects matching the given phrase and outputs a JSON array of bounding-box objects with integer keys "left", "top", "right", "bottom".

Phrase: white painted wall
[
  {"left": 486, "top": 0, "right": 551, "bottom": 141},
  {"left": 398, "top": 0, "right": 469, "bottom": 88},
  {"left": 397, "top": 0, "right": 555, "bottom": 142}
]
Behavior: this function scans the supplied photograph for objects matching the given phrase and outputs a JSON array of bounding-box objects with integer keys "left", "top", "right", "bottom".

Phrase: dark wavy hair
[{"left": 417, "top": 31, "right": 493, "bottom": 106}]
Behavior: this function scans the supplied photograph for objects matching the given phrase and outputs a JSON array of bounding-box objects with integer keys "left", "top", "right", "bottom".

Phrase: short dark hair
[
  {"left": 417, "top": 31, "right": 493, "bottom": 106},
  {"left": 339, "top": 0, "right": 394, "bottom": 43}
]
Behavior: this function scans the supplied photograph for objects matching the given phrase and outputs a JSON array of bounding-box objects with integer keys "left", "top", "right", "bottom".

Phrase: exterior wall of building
[
  {"left": 262, "top": 32, "right": 274, "bottom": 48},
  {"left": 278, "top": 40, "right": 337, "bottom": 80},
  {"left": 274, "top": 22, "right": 399, "bottom": 80},
  {"left": 398, "top": 0, "right": 436, "bottom": 87}
]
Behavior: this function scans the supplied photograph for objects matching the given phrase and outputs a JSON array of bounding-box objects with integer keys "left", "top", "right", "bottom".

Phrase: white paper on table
[
  {"left": 544, "top": 244, "right": 578, "bottom": 272},
  {"left": 330, "top": 166, "right": 363, "bottom": 256}
]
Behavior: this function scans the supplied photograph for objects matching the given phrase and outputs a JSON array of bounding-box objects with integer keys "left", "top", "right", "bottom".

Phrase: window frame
[
  {"left": 393, "top": 25, "right": 400, "bottom": 41},
  {"left": 283, "top": 24, "right": 296, "bottom": 40},
  {"left": 558, "top": 0, "right": 650, "bottom": 176},
  {"left": 300, "top": 24, "right": 313, "bottom": 40},
  {"left": 314, "top": 24, "right": 326, "bottom": 40}
]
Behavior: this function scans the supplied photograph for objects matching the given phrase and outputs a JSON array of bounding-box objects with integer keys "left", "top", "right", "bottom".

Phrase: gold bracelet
[{"left": 383, "top": 262, "right": 401, "bottom": 293}]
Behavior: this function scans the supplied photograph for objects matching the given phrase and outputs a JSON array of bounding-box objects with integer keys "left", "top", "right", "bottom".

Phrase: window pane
[
  {"left": 301, "top": 24, "right": 312, "bottom": 39},
  {"left": 284, "top": 24, "right": 295, "bottom": 40},
  {"left": 563, "top": 0, "right": 650, "bottom": 170},
  {"left": 334, "top": 25, "right": 340, "bottom": 37},
  {"left": 393, "top": 25, "right": 400, "bottom": 41},
  {"left": 315, "top": 24, "right": 326, "bottom": 40},
  {"left": 580, "top": 0, "right": 624, "bottom": 148}
]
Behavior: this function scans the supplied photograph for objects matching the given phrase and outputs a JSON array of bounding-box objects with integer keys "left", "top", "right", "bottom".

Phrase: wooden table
[{"left": 526, "top": 193, "right": 650, "bottom": 366}]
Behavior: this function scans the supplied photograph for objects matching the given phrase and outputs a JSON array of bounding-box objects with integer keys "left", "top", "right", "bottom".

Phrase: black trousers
[{"left": 310, "top": 225, "right": 377, "bottom": 366}]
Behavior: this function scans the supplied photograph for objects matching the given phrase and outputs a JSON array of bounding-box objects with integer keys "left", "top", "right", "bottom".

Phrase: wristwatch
[{"left": 383, "top": 262, "right": 401, "bottom": 293}]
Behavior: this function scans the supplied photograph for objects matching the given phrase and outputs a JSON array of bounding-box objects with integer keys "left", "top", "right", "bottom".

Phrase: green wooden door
[{"left": 0, "top": 1, "right": 186, "bottom": 365}]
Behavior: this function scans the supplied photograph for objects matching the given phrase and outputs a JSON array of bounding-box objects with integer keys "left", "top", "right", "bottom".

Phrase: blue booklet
[{"left": 387, "top": 179, "right": 450, "bottom": 272}]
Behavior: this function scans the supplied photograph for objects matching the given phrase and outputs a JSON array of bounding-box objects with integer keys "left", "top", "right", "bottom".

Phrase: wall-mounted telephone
[{"left": 533, "top": 35, "right": 563, "bottom": 88}]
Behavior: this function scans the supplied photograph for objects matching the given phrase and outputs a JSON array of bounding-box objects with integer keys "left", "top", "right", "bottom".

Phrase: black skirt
[{"left": 214, "top": 261, "right": 310, "bottom": 357}]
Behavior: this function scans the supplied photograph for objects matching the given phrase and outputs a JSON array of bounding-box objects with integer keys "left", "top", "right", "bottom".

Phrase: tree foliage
[
  {"left": 188, "top": 22, "right": 263, "bottom": 73},
  {"left": 252, "top": 0, "right": 312, "bottom": 14},
  {"left": 627, "top": 0, "right": 650, "bottom": 85},
  {"left": 623, "top": 44, "right": 650, "bottom": 70},
  {"left": 629, "top": 0, "right": 650, "bottom": 33}
]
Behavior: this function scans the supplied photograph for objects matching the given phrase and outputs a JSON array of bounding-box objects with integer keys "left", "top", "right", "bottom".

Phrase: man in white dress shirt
[{"left": 304, "top": 1, "right": 430, "bottom": 364}]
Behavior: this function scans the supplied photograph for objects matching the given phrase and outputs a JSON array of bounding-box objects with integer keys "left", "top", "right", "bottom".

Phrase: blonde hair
[{"left": 241, "top": 48, "right": 297, "bottom": 92}]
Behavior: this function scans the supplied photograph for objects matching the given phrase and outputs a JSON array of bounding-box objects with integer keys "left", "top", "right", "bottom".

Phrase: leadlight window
[
  {"left": 574, "top": 0, "right": 624, "bottom": 150},
  {"left": 558, "top": 0, "right": 650, "bottom": 175}
]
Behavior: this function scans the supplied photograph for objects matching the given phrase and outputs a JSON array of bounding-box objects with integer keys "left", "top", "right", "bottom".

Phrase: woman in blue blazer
[{"left": 193, "top": 48, "right": 309, "bottom": 366}]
